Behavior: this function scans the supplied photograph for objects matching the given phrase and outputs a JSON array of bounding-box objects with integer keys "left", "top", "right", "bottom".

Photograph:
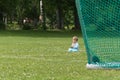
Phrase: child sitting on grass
[{"left": 68, "top": 36, "right": 79, "bottom": 52}]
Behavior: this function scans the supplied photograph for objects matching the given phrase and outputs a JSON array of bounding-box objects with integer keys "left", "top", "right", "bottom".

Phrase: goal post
[{"left": 76, "top": 0, "right": 120, "bottom": 69}]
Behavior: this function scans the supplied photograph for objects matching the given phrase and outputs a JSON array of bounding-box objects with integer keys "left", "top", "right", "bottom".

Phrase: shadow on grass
[{"left": 0, "top": 30, "right": 82, "bottom": 38}]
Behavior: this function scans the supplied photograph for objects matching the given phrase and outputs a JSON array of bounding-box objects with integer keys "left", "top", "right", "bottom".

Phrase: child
[{"left": 68, "top": 36, "right": 79, "bottom": 52}]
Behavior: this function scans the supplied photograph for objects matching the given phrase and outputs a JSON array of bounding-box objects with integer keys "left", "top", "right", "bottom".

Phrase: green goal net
[{"left": 76, "top": 0, "right": 120, "bottom": 69}]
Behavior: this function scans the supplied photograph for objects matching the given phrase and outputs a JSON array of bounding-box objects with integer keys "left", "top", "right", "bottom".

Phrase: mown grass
[{"left": 0, "top": 30, "right": 120, "bottom": 80}]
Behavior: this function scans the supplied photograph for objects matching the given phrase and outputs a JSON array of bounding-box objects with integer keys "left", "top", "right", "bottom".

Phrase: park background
[{"left": 0, "top": 0, "right": 120, "bottom": 80}]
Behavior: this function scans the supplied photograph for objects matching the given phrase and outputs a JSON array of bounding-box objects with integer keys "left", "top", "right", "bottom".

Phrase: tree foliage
[{"left": 0, "top": 0, "right": 80, "bottom": 30}]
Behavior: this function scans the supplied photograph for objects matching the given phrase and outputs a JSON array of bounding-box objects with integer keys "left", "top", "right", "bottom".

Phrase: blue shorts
[{"left": 68, "top": 48, "right": 78, "bottom": 52}]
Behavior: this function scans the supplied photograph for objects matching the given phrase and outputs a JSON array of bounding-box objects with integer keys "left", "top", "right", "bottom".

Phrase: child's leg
[
  {"left": 68, "top": 48, "right": 78, "bottom": 52},
  {"left": 68, "top": 48, "right": 73, "bottom": 52}
]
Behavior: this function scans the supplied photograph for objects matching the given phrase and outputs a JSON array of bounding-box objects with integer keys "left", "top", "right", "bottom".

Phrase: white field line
[{"left": 0, "top": 55, "right": 53, "bottom": 61}]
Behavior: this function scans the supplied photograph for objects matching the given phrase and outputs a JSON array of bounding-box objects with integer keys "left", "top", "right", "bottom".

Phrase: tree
[
  {"left": 0, "top": 0, "right": 9, "bottom": 29},
  {"left": 56, "top": 0, "right": 64, "bottom": 29},
  {"left": 0, "top": 0, "right": 81, "bottom": 30},
  {"left": 74, "top": 3, "right": 81, "bottom": 30}
]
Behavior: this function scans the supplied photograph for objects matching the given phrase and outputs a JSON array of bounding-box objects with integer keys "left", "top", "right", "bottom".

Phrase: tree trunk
[
  {"left": 42, "top": 5, "right": 46, "bottom": 30},
  {"left": 0, "top": 11, "right": 5, "bottom": 30},
  {"left": 39, "top": 0, "right": 46, "bottom": 30},
  {"left": 56, "top": 0, "right": 64, "bottom": 29},
  {"left": 4, "top": 14, "right": 7, "bottom": 25},
  {"left": 0, "top": 12, "right": 3, "bottom": 22},
  {"left": 10, "top": 15, "right": 13, "bottom": 24},
  {"left": 74, "top": 5, "right": 81, "bottom": 30}
]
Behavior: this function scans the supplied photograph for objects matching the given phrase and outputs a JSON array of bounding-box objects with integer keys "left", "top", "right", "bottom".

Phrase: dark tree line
[{"left": 0, "top": 0, "right": 80, "bottom": 30}]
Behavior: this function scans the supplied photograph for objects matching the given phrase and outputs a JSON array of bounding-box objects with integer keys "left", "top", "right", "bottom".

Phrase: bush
[
  {"left": 0, "top": 22, "right": 5, "bottom": 30},
  {"left": 22, "top": 23, "right": 32, "bottom": 30}
]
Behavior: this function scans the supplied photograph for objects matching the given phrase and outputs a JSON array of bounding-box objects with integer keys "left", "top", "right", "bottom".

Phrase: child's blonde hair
[{"left": 73, "top": 36, "right": 78, "bottom": 41}]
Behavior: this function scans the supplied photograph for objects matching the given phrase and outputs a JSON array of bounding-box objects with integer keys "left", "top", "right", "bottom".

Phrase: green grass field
[{"left": 0, "top": 30, "right": 120, "bottom": 80}]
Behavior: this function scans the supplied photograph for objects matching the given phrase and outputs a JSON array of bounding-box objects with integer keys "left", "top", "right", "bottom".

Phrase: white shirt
[{"left": 71, "top": 42, "right": 79, "bottom": 49}]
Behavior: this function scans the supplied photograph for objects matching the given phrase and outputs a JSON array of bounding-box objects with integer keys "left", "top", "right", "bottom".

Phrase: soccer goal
[{"left": 76, "top": 0, "right": 120, "bottom": 69}]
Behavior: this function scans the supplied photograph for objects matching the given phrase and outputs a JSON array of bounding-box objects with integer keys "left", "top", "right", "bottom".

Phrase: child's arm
[{"left": 70, "top": 43, "right": 74, "bottom": 48}]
